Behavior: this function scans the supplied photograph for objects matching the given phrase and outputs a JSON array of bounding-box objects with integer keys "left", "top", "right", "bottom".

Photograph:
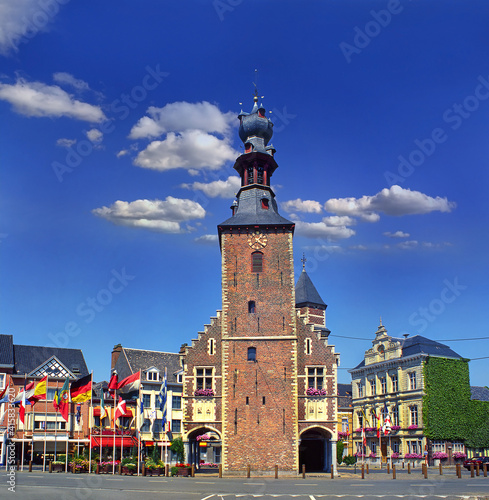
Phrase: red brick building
[{"left": 181, "top": 94, "right": 340, "bottom": 474}]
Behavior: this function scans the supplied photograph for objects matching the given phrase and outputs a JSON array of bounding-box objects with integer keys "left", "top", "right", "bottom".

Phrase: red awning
[{"left": 91, "top": 436, "right": 138, "bottom": 447}]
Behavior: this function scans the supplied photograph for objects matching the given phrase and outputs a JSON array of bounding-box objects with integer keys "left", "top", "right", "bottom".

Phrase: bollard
[
  {"left": 361, "top": 464, "right": 364, "bottom": 479},
  {"left": 49, "top": 461, "right": 52, "bottom": 473},
  {"left": 118, "top": 463, "right": 122, "bottom": 475},
  {"left": 96, "top": 463, "right": 100, "bottom": 474},
  {"left": 142, "top": 463, "right": 146, "bottom": 476},
  {"left": 275, "top": 465, "right": 278, "bottom": 479},
  {"left": 219, "top": 464, "right": 222, "bottom": 478},
  {"left": 331, "top": 466, "right": 334, "bottom": 479},
  {"left": 191, "top": 464, "right": 195, "bottom": 477},
  {"left": 366, "top": 464, "right": 369, "bottom": 474},
  {"left": 387, "top": 463, "right": 390, "bottom": 474},
  {"left": 407, "top": 463, "right": 411, "bottom": 474},
  {"left": 484, "top": 464, "right": 488, "bottom": 478},
  {"left": 302, "top": 464, "right": 306, "bottom": 479},
  {"left": 402, "top": 461, "right": 404, "bottom": 469},
  {"left": 165, "top": 464, "right": 169, "bottom": 477},
  {"left": 476, "top": 463, "right": 480, "bottom": 477},
  {"left": 247, "top": 465, "right": 251, "bottom": 478},
  {"left": 457, "top": 464, "right": 461, "bottom": 479},
  {"left": 29, "top": 461, "right": 32, "bottom": 472},
  {"left": 470, "top": 464, "right": 474, "bottom": 478},
  {"left": 392, "top": 464, "right": 396, "bottom": 479},
  {"left": 423, "top": 464, "right": 428, "bottom": 479},
  {"left": 439, "top": 462, "right": 443, "bottom": 475},
  {"left": 16, "top": 460, "right": 20, "bottom": 471}
]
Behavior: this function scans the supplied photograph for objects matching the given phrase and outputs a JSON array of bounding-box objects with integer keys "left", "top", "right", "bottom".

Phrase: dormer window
[
  {"left": 245, "top": 142, "right": 252, "bottom": 154},
  {"left": 261, "top": 198, "right": 269, "bottom": 210},
  {"left": 146, "top": 369, "right": 160, "bottom": 381},
  {"left": 258, "top": 108, "right": 265, "bottom": 118}
]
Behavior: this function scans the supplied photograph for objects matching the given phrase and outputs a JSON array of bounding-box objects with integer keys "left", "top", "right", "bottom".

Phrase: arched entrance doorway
[
  {"left": 187, "top": 428, "right": 221, "bottom": 468},
  {"left": 299, "top": 427, "right": 332, "bottom": 472}
]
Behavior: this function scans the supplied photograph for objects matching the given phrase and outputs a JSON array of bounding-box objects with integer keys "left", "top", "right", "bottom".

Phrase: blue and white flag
[
  {"left": 139, "top": 397, "right": 144, "bottom": 429},
  {"left": 158, "top": 368, "right": 167, "bottom": 432}
]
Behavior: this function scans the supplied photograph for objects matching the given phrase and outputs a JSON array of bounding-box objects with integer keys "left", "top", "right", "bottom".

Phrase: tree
[
  {"left": 170, "top": 437, "right": 185, "bottom": 463},
  {"left": 337, "top": 440, "right": 344, "bottom": 464}
]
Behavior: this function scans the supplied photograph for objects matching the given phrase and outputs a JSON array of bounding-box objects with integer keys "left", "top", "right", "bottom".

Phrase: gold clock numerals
[{"left": 248, "top": 230, "right": 267, "bottom": 249}]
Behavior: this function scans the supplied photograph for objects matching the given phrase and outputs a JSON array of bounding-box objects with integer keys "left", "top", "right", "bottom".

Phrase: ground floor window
[
  {"left": 391, "top": 440, "right": 399, "bottom": 454},
  {"left": 452, "top": 441, "right": 465, "bottom": 453},
  {"left": 369, "top": 441, "right": 377, "bottom": 454},
  {"left": 432, "top": 440, "right": 445, "bottom": 453},
  {"left": 407, "top": 439, "right": 422, "bottom": 455}
]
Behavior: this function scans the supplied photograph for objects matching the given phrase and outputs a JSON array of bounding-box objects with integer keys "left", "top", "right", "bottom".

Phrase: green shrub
[{"left": 343, "top": 455, "right": 357, "bottom": 466}]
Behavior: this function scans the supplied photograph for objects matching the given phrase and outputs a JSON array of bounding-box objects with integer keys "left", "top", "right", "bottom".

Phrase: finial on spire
[
  {"left": 379, "top": 315, "right": 383, "bottom": 327},
  {"left": 301, "top": 253, "right": 307, "bottom": 270}
]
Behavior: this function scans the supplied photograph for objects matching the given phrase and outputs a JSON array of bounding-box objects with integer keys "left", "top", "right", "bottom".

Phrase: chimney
[{"left": 111, "top": 344, "right": 122, "bottom": 371}]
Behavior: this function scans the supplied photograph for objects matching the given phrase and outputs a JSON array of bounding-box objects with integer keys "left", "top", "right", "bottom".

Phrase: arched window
[
  {"left": 252, "top": 252, "right": 263, "bottom": 273},
  {"left": 247, "top": 347, "right": 256, "bottom": 362}
]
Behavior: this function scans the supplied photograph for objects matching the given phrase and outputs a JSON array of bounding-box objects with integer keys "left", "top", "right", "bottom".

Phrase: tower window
[
  {"left": 248, "top": 301, "right": 256, "bottom": 313},
  {"left": 261, "top": 198, "right": 269, "bottom": 210},
  {"left": 305, "top": 338, "right": 312, "bottom": 355},
  {"left": 208, "top": 338, "right": 216, "bottom": 355},
  {"left": 247, "top": 347, "right": 256, "bottom": 362},
  {"left": 256, "top": 166, "right": 264, "bottom": 184},
  {"left": 252, "top": 252, "right": 263, "bottom": 273},
  {"left": 247, "top": 165, "right": 254, "bottom": 185}
]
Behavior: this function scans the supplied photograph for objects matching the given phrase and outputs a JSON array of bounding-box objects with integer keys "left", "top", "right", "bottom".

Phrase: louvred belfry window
[{"left": 252, "top": 252, "right": 263, "bottom": 273}]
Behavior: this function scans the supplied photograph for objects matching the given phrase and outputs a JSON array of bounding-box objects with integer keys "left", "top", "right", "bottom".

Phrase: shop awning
[{"left": 91, "top": 436, "right": 138, "bottom": 448}]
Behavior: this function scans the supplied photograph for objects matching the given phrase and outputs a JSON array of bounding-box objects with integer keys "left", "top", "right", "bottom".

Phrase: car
[{"left": 463, "top": 456, "right": 489, "bottom": 470}]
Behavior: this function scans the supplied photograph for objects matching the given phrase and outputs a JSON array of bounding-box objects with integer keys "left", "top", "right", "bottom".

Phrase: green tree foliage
[
  {"left": 423, "top": 357, "right": 471, "bottom": 441},
  {"left": 336, "top": 440, "right": 344, "bottom": 464},
  {"left": 170, "top": 437, "right": 185, "bottom": 463},
  {"left": 464, "top": 399, "right": 489, "bottom": 449}
]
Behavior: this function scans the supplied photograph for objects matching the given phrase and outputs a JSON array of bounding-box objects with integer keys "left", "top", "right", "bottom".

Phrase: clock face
[{"left": 248, "top": 230, "right": 267, "bottom": 249}]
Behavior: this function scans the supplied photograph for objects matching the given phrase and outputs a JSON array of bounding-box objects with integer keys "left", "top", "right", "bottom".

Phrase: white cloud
[
  {"left": 53, "top": 72, "right": 90, "bottom": 92},
  {"left": 397, "top": 240, "right": 419, "bottom": 250},
  {"left": 92, "top": 197, "right": 206, "bottom": 233},
  {"left": 350, "top": 244, "right": 368, "bottom": 251},
  {"left": 322, "top": 215, "right": 356, "bottom": 227},
  {"left": 294, "top": 220, "right": 355, "bottom": 241},
  {"left": 116, "top": 150, "right": 129, "bottom": 158},
  {"left": 0, "top": 78, "right": 106, "bottom": 122},
  {"left": 194, "top": 234, "right": 218, "bottom": 245},
  {"left": 324, "top": 185, "right": 456, "bottom": 221},
  {"left": 384, "top": 230, "right": 410, "bottom": 238},
  {"left": 134, "top": 130, "right": 238, "bottom": 172},
  {"left": 86, "top": 128, "right": 103, "bottom": 143},
  {"left": 281, "top": 198, "right": 322, "bottom": 214},
  {"left": 56, "top": 138, "right": 76, "bottom": 148},
  {"left": 129, "top": 101, "right": 235, "bottom": 139},
  {"left": 0, "top": 0, "right": 62, "bottom": 55},
  {"left": 181, "top": 175, "right": 241, "bottom": 199}
]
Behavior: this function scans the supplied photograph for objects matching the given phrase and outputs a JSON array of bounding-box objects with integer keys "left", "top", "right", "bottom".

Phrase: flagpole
[
  {"left": 88, "top": 372, "right": 93, "bottom": 474},
  {"left": 20, "top": 376, "right": 25, "bottom": 472},
  {"left": 42, "top": 375, "right": 48, "bottom": 472},
  {"left": 100, "top": 386, "right": 104, "bottom": 470},
  {"left": 137, "top": 378, "right": 141, "bottom": 476},
  {"left": 112, "top": 388, "right": 117, "bottom": 474},
  {"left": 54, "top": 380, "right": 59, "bottom": 462},
  {"left": 30, "top": 380, "right": 34, "bottom": 463}
]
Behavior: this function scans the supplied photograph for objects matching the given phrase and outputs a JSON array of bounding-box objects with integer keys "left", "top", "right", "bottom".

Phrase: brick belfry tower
[
  {"left": 181, "top": 92, "right": 338, "bottom": 474},
  {"left": 217, "top": 93, "right": 298, "bottom": 471}
]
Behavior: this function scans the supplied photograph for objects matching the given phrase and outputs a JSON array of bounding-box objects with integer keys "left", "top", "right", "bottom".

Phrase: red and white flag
[
  {"left": 117, "top": 372, "right": 140, "bottom": 394},
  {"left": 107, "top": 372, "right": 118, "bottom": 393},
  {"left": 114, "top": 397, "right": 127, "bottom": 422},
  {"left": 19, "top": 389, "right": 27, "bottom": 424}
]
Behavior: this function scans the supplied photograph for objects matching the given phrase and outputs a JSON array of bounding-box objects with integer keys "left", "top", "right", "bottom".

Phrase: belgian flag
[{"left": 70, "top": 374, "right": 92, "bottom": 403}]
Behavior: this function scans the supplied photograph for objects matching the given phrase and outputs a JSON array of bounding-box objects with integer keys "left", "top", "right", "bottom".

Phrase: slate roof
[
  {"left": 115, "top": 347, "right": 182, "bottom": 386},
  {"left": 13, "top": 344, "right": 89, "bottom": 378},
  {"left": 471, "top": 386, "right": 489, "bottom": 402},
  {"left": 295, "top": 269, "right": 326, "bottom": 308},
  {"left": 0, "top": 334, "right": 14, "bottom": 366},
  {"left": 338, "top": 383, "right": 352, "bottom": 408},
  {"left": 351, "top": 335, "right": 462, "bottom": 370}
]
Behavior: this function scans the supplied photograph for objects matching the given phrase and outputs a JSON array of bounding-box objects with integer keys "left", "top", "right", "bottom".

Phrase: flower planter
[
  {"left": 52, "top": 463, "right": 65, "bottom": 472},
  {"left": 176, "top": 467, "right": 191, "bottom": 477},
  {"left": 122, "top": 466, "right": 135, "bottom": 475}
]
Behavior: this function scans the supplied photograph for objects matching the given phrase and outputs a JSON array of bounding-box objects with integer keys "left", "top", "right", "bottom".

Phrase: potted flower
[
  {"left": 390, "top": 426, "right": 400, "bottom": 433},
  {"left": 452, "top": 452, "right": 467, "bottom": 463},
  {"left": 407, "top": 425, "right": 418, "bottom": 430},
  {"left": 338, "top": 431, "right": 349, "bottom": 440},
  {"left": 121, "top": 457, "right": 137, "bottom": 475},
  {"left": 306, "top": 387, "right": 327, "bottom": 396},
  {"left": 194, "top": 388, "right": 214, "bottom": 397},
  {"left": 52, "top": 461, "right": 65, "bottom": 472},
  {"left": 174, "top": 463, "right": 192, "bottom": 476},
  {"left": 433, "top": 452, "right": 448, "bottom": 466}
]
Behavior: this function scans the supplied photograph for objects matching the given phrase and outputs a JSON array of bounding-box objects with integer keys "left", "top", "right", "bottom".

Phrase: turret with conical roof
[{"left": 218, "top": 91, "right": 293, "bottom": 231}]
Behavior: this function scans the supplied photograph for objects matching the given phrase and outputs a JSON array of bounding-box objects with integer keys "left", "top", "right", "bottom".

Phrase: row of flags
[{"left": 360, "top": 402, "right": 392, "bottom": 446}]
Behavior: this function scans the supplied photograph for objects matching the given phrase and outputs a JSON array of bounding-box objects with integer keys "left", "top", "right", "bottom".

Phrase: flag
[
  {"left": 53, "top": 390, "right": 60, "bottom": 411},
  {"left": 13, "top": 382, "right": 34, "bottom": 405},
  {"left": 58, "top": 378, "right": 70, "bottom": 422},
  {"left": 19, "top": 388, "right": 27, "bottom": 424},
  {"left": 76, "top": 404, "right": 82, "bottom": 425},
  {"left": 158, "top": 369, "right": 167, "bottom": 432},
  {"left": 361, "top": 426, "right": 366, "bottom": 446},
  {"left": 0, "top": 384, "right": 9, "bottom": 404},
  {"left": 31, "top": 375, "right": 48, "bottom": 403},
  {"left": 382, "top": 402, "right": 391, "bottom": 435},
  {"left": 117, "top": 372, "right": 140, "bottom": 394},
  {"left": 71, "top": 374, "right": 92, "bottom": 403},
  {"left": 376, "top": 410, "right": 381, "bottom": 438},
  {"left": 139, "top": 397, "right": 144, "bottom": 429},
  {"left": 108, "top": 373, "right": 118, "bottom": 393},
  {"left": 114, "top": 397, "right": 127, "bottom": 422},
  {"left": 100, "top": 387, "right": 107, "bottom": 419},
  {"left": 346, "top": 420, "right": 350, "bottom": 437}
]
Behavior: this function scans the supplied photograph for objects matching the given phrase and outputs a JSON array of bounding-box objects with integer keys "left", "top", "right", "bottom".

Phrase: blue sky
[{"left": 1, "top": 1, "right": 488, "bottom": 387}]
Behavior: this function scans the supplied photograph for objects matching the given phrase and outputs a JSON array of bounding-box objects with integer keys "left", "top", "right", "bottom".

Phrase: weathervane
[{"left": 301, "top": 253, "right": 307, "bottom": 270}]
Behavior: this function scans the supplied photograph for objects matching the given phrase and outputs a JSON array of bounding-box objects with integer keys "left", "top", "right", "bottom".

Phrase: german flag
[{"left": 70, "top": 374, "right": 92, "bottom": 403}]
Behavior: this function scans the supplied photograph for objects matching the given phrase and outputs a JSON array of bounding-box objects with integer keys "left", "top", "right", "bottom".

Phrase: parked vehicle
[{"left": 463, "top": 457, "right": 489, "bottom": 470}]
